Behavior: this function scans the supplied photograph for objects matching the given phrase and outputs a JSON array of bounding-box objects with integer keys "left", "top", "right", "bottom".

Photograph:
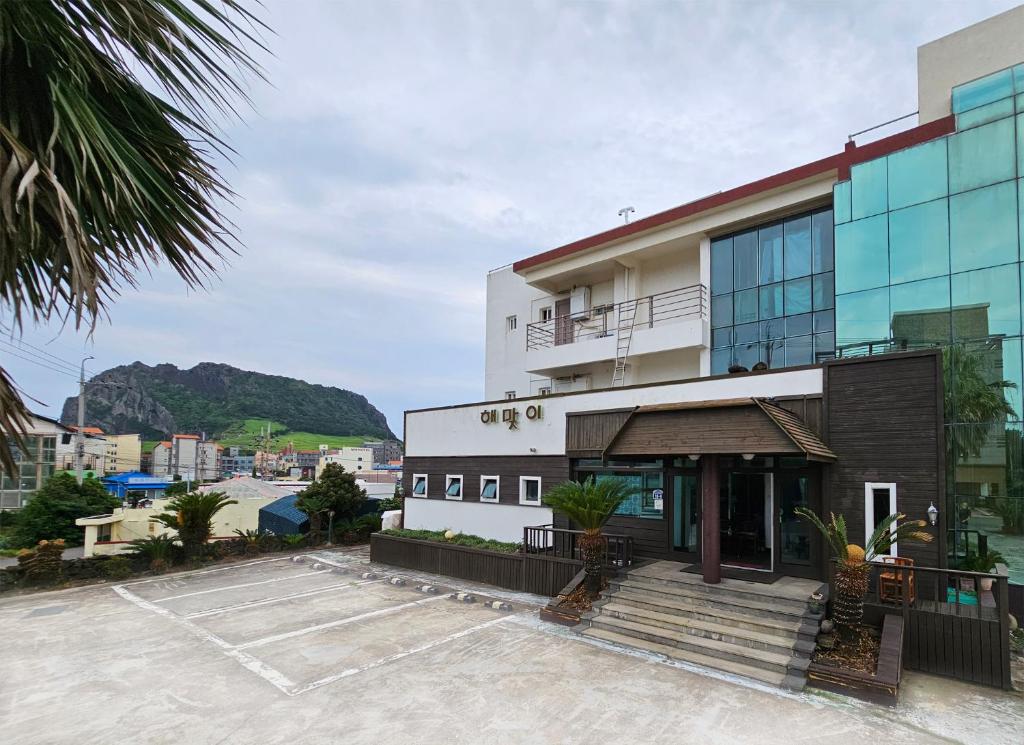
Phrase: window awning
[{"left": 566, "top": 397, "right": 836, "bottom": 462}]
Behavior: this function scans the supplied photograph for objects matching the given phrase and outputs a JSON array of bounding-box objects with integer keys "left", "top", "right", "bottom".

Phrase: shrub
[
  {"left": 12, "top": 473, "right": 119, "bottom": 547},
  {"left": 380, "top": 528, "right": 521, "bottom": 554},
  {"left": 280, "top": 534, "right": 306, "bottom": 548},
  {"left": 125, "top": 535, "right": 180, "bottom": 573},
  {"left": 150, "top": 491, "right": 237, "bottom": 558},
  {"left": 102, "top": 556, "right": 132, "bottom": 580},
  {"left": 376, "top": 495, "right": 402, "bottom": 513}
]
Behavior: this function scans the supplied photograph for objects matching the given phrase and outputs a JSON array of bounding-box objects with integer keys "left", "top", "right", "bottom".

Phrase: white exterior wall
[
  {"left": 317, "top": 447, "right": 374, "bottom": 478},
  {"left": 917, "top": 6, "right": 1024, "bottom": 124},
  {"left": 484, "top": 267, "right": 551, "bottom": 399},
  {"left": 407, "top": 367, "right": 823, "bottom": 458},
  {"left": 403, "top": 498, "right": 552, "bottom": 544}
]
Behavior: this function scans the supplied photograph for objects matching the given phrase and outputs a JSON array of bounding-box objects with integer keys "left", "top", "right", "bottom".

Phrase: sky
[{"left": 2, "top": 0, "right": 1020, "bottom": 438}]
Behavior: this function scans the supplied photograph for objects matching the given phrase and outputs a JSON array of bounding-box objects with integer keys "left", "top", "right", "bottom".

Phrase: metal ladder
[{"left": 611, "top": 299, "right": 639, "bottom": 387}]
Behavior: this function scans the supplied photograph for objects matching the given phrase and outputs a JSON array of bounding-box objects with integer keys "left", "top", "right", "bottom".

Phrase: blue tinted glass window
[
  {"left": 888, "top": 198, "right": 950, "bottom": 284},
  {"left": 784, "top": 216, "right": 811, "bottom": 279},
  {"left": 784, "top": 277, "right": 812, "bottom": 315},
  {"left": 957, "top": 97, "right": 1015, "bottom": 130},
  {"left": 887, "top": 139, "right": 948, "bottom": 210},
  {"left": 734, "top": 322, "right": 758, "bottom": 345},
  {"left": 812, "top": 209, "right": 834, "bottom": 273},
  {"left": 733, "top": 231, "right": 758, "bottom": 290},
  {"left": 951, "top": 265, "right": 1022, "bottom": 340},
  {"left": 1003, "top": 337, "right": 1024, "bottom": 420},
  {"left": 759, "top": 282, "right": 783, "bottom": 320},
  {"left": 813, "top": 272, "right": 835, "bottom": 311},
  {"left": 734, "top": 288, "right": 758, "bottom": 325},
  {"left": 851, "top": 158, "right": 888, "bottom": 220},
  {"left": 786, "top": 335, "right": 813, "bottom": 366},
  {"left": 711, "top": 348, "right": 731, "bottom": 375},
  {"left": 712, "top": 327, "right": 733, "bottom": 348},
  {"left": 813, "top": 310, "right": 835, "bottom": 333},
  {"left": 949, "top": 180, "right": 1019, "bottom": 273},
  {"left": 947, "top": 117, "right": 1016, "bottom": 193},
  {"left": 760, "top": 319, "right": 784, "bottom": 340},
  {"left": 836, "top": 287, "right": 890, "bottom": 348},
  {"left": 735, "top": 340, "right": 761, "bottom": 369},
  {"left": 711, "top": 294, "right": 732, "bottom": 328},
  {"left": 711, "top": 238, "right": 733, "bottom": 296},
  {"left": 813, "top": 332, "right": 835, "bottom": 362},
  {"left": 758, "top": 224, "right": 783, "bottom": 284},
  {"left": 835, "top": 214, "right": 889, "bottom": 294},
  {"left": 786, "top": 313, "right": 812, "bottom": 337},
  {"left": 1019, "top": 94, "right": 1024, "bottom": 114},
  {"left": 765, "top": 339, "right": 786, "bottom": 368},
  {"left": 952, "top": 68, "right": 1014, "bottom": 114},
  {"left": 1016, "top": 64, "right": 1024, "bottom": 94},
  {"left": 834, "top": 181, "right": 852, "bottom": 224},
  {"left": 890, "top": 276, "right": 952, "bottom": 346},
  {"left": 1018, "top": 115, "right": 1024, "bottom": 182}
]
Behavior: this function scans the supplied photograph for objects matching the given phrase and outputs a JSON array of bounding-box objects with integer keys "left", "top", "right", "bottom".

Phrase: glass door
[
  {"left": 672, "top": 474, "right": 700, "bottom": 555},
  {"left": 720, "top": 472, "right": 773, "bottom": 571}
]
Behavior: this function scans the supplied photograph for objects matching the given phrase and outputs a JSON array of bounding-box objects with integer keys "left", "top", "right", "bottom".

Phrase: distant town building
[
  {"left": 100, "top": 471, "right": 173, "bottom": 501},
  {"left": 152, "top": 434, "right": 221, "bottom": 482},
  {"left": 220, "top": 447, "right": 256, "bottom": 476},
  {"left": 58, "top": 425, "right": 107, "bottom": 476},
  {"left": 316, "top": 446, "right": 373, "bottom": 478},
  {"left": 362, "top": 439, "right": 403, "bottom": 465},
  {"left": 0, "top": 413, "right": 65, "bottom": 509},
  {"left": 104, "top": 433, "right": 142, "bottom": 474}
]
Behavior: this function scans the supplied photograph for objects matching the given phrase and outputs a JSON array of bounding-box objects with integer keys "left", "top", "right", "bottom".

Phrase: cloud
[{"left": 4, "top": 0, "right": 1018, "bottom": 435}]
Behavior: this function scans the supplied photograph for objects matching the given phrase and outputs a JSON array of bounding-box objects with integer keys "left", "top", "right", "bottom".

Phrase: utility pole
[{"left": 75, "top": 355, "right": 95, "bottom": 485}]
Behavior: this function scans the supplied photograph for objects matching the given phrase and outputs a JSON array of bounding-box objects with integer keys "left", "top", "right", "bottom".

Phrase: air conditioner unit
[{"left": 570, "top": 285, "right": 591, "bottom": 317}]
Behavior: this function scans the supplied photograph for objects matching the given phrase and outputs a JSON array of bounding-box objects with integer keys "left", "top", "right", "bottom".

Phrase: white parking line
[
  {"left": 185, "top": 578, "right": 385, "bottom": 619},
  {"left": 234, "top": 594, "right": 451, "bottom": 650},
  {"left": 288, "top": 614, "right": 514, "bottom": 696},
  {"left": 116, "top": 555, "right": 301, "bottom": 587},
  {"left": 153, "top": 571, "right": 322, "bottom": 602},
  {"left": 112, "top": 584, "right": 296, "bottom": 694}
]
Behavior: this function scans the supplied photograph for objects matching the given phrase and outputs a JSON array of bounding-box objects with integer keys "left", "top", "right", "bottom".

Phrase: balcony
[{"left": 524, "top": 284, "right": 708, "bottom": 375}]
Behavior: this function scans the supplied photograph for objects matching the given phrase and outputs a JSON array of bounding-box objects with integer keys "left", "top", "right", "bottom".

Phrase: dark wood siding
[
  {"left": 402, "top": 455, "right": 570, "bottom": 506},
  {"left": 565, "top": 409, "right": 633, "bottom": 457},
  {"left": 823, "top": 351, "right": 944, "bottom": 568},
  {"left": 610, "top": 407, "right": 801, "bottom": 456}
]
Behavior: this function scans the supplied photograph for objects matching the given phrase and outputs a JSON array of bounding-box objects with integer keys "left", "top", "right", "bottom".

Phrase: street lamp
[{"left": 327, "top": 509, "right": 336, "bottom": 546}]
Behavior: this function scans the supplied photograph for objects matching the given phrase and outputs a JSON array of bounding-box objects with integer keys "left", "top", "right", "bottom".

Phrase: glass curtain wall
[
  {"left": 833, "top": 63, "right": 1024, "bottom": 582},
  {"left": 0, "top": 435, "right": 57, "bottom": 509},
  {"left": 710, "top": 207, "right": 835, "bottom": 374}
]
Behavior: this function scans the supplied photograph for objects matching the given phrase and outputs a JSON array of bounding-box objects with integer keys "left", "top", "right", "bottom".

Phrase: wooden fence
[
  {"left": 863, "top": 562, "right": 1012, "bottom": 689},
  {"left": 369, "top": 533, "right": 581, "bottom": 597}
]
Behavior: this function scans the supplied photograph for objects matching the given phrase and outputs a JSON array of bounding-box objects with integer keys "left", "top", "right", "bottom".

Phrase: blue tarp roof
[{"left": 258, "top": 494, "right": 309, "bottom": 536}]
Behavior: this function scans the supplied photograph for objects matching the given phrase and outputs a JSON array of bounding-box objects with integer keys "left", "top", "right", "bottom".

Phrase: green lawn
[{"left": 214, "top": 419, "right": 370, "bottom": 451}]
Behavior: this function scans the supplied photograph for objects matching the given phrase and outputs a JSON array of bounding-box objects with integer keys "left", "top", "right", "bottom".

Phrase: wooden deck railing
[
  {"left": 522, "top": 524, "right": 634, "bottom": 568},
  {"left": 859, "top": 561, "right": 1012, "bottom": 689}
]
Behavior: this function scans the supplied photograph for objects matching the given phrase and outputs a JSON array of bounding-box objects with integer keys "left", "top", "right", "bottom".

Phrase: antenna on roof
[{"left": 618, "top": 206, "right": 635, "bottom": 224}]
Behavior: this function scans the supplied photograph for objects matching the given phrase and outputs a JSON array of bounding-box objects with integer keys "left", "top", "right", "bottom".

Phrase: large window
[
  {"left": 711, "top": 207, "right": 835, "bottom": 374},
  {"left": 575, "top": 459, "right": 665, "bottom": 520}
]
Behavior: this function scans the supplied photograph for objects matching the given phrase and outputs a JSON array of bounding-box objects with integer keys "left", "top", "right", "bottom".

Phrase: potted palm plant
[
  {"left": 543, "top": 476, "right": 637, "bottom": 597},
  {"left": 795, "top": 508, "right": 932, "bottom": 639}
]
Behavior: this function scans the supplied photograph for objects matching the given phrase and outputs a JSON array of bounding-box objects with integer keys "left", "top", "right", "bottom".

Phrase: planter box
[
  {"left": 369, "top": 533, "right": 580, "bottom": 597},
  {"left": 807, "top": 614, "right": 904, "bottom": 706}
]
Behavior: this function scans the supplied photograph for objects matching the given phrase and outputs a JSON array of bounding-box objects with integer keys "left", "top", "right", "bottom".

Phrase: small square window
[
  {"left": 445, "top": 475, "right": 463, "bottom": 500},
  {"left": 412, "top": 474, "right": 427, "bottom": 497},
  {"left": 506, "top": 315, "right": 518, "bottom": 332},
  {"left": 505, "top": 391, "right": 516, "bottom": 400},
  {"left": 519, "top": 476, "right": 541, "bottom": 505},
  {"left": 480, "top": 476, "right": 499, "bottom": 503},
  {"left": 540, "top": 307, "right": 552, "bottom": 322},
  {"left": 538, "top": 387, "right": 551, "bottom": 396}
]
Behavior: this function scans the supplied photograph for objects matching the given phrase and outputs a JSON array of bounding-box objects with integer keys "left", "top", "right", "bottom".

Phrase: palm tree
[
  {"left": 150, "top": 491, "right": 237, "bottom": 559},
  {"left": 0, "top": 1, "right": 265, "bottom": 473},
  {"left": 125, "top": 534, "right": 179, "bottom": 573},
  {"left": 795, "top": 508, "right": 932, "bottom": 637},
  {"left": 543, "top": 477, "right": 638, "bottom": 597}
]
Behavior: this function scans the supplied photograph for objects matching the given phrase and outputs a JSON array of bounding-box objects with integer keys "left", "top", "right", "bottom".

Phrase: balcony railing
[
  {"left": 523, "top": 524, "right": 634, "bottom": 568},
  {"left": 526, "top": 283, "right": 708, "bottom": 351}
]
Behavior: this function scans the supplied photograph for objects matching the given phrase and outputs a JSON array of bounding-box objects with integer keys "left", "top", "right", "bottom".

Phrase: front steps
[{"left": 578, "top": 561, "right": 824, "bottom": 690}]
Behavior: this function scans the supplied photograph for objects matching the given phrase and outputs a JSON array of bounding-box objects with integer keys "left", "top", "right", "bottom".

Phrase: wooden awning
[{"left": 566, "top": 397, "right": 835, "bottom": 462}]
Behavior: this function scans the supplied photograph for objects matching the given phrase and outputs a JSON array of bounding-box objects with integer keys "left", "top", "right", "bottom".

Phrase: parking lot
[{"left": 1, "top": 547, "right": 1021, "bottom": 744}]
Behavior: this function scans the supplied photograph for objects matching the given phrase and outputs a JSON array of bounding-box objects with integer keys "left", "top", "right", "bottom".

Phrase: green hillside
[{"left": 215, "top": 420, "right": 370, "bottom": 451}]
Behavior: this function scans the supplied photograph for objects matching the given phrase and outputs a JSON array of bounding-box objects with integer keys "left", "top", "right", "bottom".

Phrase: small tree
[
  {"left": 296, "top": 463, "right": 367, "bottom": 544},
  {"left": 543, "top": 477, "right": 637, "bottom": 597},
  {"left": 796, "top": 508, "right": 932, "bottom": 638},
  {"left": 150, "top": 491, "right": 237, "bottom": 559},
  {"left": 12, "top": 472, "right": 119, "bottom": 547}
]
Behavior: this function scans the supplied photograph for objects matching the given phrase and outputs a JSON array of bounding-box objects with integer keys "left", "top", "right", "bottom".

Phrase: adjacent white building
[
  {"left": 316, "top": 446, "right": 373, "bottom": 478},
  {"left": 152, "top": 434, "right": 221, "bottom": 482}
]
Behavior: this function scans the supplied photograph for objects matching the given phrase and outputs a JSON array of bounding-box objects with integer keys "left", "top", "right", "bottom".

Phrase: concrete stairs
[{"left": 578, "top": 562, "right": 824, "bottom": 690}]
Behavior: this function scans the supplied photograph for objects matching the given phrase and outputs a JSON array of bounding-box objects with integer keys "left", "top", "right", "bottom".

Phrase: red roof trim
[{"left": 512, "top": 116, "right": 955, "bottom": 274}]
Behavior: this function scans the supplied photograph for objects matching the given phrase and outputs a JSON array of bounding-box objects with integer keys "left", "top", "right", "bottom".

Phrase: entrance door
[
  {"left": 720, "top": 472, "right": 773, "bottom": 571},
  {"left": 554, "top": 298, "right": 572, "bottom": 346},
  {"left": 672, "top": 473, "right": 700, "bottom": 555}
]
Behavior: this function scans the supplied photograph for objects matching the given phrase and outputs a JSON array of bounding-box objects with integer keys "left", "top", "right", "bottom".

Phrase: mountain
[{"left": 60, "top": 361, "right": 395, "bottom": 441}]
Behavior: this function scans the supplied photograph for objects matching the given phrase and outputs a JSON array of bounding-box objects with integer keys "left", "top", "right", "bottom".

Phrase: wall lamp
[
  {"left": 741, "top": 453, "right": 755, "bottom": 461},
  {"left": 927, "top": 502, "right": 939, "bottom": 527},
  {"left": 688, "top": 454, "right": 700, "bottom": 461}
]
